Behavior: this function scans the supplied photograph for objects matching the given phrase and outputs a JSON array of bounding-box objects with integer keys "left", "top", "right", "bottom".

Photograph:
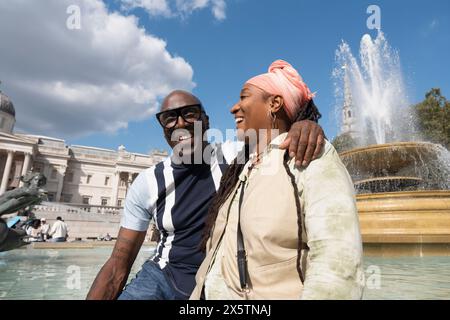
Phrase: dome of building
[{"left": 0, "top": 91, "right": 16, "bottom": 117}]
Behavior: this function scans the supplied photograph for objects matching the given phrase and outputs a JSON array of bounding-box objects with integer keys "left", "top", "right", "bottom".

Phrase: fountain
[{"left": 334, "top": 31, "right": 450, "bottom": 256}]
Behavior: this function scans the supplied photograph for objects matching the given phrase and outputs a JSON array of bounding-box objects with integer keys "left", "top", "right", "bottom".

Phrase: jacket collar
[{"left": 239, "top": 132, "right": 289, "bottom": 182}]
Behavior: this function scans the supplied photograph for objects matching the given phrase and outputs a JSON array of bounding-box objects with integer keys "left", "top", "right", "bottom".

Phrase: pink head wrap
[{"left": 245, "top": 59, "right": 315, "bottom": 121}]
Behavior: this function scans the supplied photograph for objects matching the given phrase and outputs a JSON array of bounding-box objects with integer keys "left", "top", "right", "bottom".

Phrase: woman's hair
[
  {"left": 199, "top": 97, "right": 322, "bottom": 282},
  {"left": 32, "top": 219, "right": 41, "bottom": 229}
]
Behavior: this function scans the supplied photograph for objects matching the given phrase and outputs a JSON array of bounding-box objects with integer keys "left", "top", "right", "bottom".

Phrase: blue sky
[{"left": 6, "top": 0, "right": 449, "bottom": 154}]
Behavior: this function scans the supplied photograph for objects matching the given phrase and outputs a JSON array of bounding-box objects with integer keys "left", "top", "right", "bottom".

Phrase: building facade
[{"left": 0, "top": 89, "right": 167, "bottom": 207}]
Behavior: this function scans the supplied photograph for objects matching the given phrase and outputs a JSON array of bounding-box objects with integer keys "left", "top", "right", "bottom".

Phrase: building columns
[
  {"left": 111, "top": 170, "right": 120, "bottom": 207},
  {"left": 55, "top": 165, "right": 67, "bottom": 202},
  {"left": 19, "top": 152, "right": 32, "bottom": 187},
  {"left": 0, "top": 150, "right": 15, "bottom": 195},
  {"left": 125, "top": 172, "right": 132, "bottom": 194}
]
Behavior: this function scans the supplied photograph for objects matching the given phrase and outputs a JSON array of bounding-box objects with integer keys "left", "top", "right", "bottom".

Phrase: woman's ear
[{"left": 270, "top": 95, "right": 284, "bottom": 114}]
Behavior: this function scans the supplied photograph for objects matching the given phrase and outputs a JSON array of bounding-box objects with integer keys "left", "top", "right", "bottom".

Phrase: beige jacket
[{"left": 190, "top": 133, "right": 365, "bottom": 300}]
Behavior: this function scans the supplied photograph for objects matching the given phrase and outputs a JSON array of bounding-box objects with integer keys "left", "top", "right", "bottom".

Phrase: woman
[
  {"left": 190, "top": 60, "right": 364, "bottom": 300},
  {"left": 26, "top": 219, "right": 42, "bottom": 242}
]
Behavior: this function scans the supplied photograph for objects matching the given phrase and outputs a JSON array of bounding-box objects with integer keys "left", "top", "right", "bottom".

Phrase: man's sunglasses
[{"left": 156, "top": 104, "right": 204, "bottom": 129}]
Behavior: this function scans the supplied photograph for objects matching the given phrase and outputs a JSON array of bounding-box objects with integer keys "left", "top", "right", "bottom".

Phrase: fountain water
[
  {"left": 334, "top": 31, "right": 417, "bottom": 145},
  {"left": 333, "top": 31, "right": 450, "bottom": 255}
]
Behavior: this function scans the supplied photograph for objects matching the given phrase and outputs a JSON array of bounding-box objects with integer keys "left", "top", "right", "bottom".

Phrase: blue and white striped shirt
[{"left": 121, "top": 141, "right": 241, "bottom": 297}]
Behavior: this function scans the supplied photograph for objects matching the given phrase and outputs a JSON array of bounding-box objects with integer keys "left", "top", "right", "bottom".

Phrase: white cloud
[
  {"left": 0, "top": 0, "right": 194, "bottom": 138},
  {"left": 211, "top": 0, "right": 226, "bottom": 21},
  {"left": 121, "top": 0, "right": 172, "bottom": 17},
  {"left": 121, "top": 0, "right": 227, "bottom": 21}
]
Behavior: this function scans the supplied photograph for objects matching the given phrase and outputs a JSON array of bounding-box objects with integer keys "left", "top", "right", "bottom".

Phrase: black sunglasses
[{"left": 156, "top": 104, "right": 204, "bottom": 129}]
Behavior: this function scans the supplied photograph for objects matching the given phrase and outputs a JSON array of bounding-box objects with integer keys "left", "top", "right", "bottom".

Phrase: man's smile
[{"left": 235, "top": 116, "right": 244, "bottom": 124}]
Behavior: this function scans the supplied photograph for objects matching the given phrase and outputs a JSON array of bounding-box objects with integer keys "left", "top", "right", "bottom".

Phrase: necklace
[{"left": 248, "top": 151, "right": 265, "bottom": 170}]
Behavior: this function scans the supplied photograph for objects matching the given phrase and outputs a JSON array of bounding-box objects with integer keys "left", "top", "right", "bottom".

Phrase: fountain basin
[
  {"left": 340, "top": 142, "right": 449, "bottom": 193},
  {"left": 355, "top": 176, "right": 423, "bottom": 193},
  {"left": 357, "top": 190, "right": 450, "bottom": 255}
]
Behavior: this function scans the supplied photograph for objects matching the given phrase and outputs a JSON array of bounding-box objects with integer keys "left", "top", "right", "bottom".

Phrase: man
[
  {"left": 48, "top": 216, "right": 68, "bottom": 242},
  {"left": 87, "top": 90, "right": 325, "bottom": 300},
  {"left": 40, "top": 218, "right": 50, "bottom": 241}
]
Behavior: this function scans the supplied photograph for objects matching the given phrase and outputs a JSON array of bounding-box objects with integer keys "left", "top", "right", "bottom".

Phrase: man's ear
[{"left": 270, "top": 95, "right": 284, "bottom": 114}]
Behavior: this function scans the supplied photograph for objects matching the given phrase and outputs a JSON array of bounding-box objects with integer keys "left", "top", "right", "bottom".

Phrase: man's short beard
[{"left": 171, "top": 121, "right": 206, "bottom": 165}]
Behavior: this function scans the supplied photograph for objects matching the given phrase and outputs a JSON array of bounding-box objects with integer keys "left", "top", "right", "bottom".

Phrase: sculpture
[{"left": 0, "top": 172, "right": 48, "bottom": 252}]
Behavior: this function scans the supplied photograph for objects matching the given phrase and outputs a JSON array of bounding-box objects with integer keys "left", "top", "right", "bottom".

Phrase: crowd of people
[{"left": 23, "top": 216, "right": 69, "bottom": 242}]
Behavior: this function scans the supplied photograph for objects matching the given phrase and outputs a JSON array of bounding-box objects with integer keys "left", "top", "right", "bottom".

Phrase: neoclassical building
[{"left": 0, "top": 89, "right": 167, "bottom": 207}]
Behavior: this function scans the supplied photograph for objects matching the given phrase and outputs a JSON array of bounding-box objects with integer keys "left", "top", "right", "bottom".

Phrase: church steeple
[{"left": 341, "top": 66, "right": 357, "bottom": 138}]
